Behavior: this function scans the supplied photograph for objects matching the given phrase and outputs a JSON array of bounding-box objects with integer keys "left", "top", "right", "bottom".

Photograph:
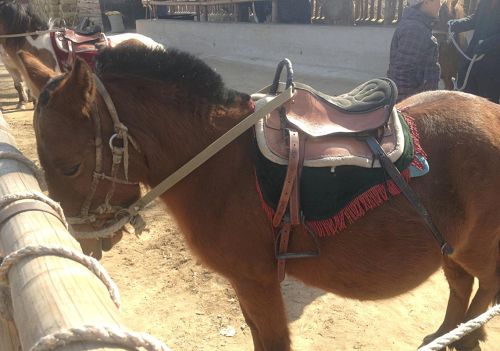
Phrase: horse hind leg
[
  {"left": 422, "top": 256, "right": 474, "bottom": 349},
  {"left": 14, "top": 81, "right": 29, "bottom": 110},
  {"left": 231, "top": 277, "right": 291, "bottom": 351},
  {"left": 452, "top": 247, "right": 500, "bottom": 351}
]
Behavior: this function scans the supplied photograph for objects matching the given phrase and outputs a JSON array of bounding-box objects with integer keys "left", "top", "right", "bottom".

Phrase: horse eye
[{"left": 62, "top": 164, "right": 80, "bottom": 177}]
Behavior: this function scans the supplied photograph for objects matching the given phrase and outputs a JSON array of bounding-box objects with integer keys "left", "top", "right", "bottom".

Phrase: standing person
[
  {"left": 449, "top": 0, "right": 500, "bottom": 102},
  {"left": 387, "top": 0, "right": 441, "bottom": 102}
]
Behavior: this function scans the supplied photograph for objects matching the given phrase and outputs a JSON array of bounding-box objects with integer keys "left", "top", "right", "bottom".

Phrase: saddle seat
[
  {"left": 287, "top": 79, "right": 397, "bottom": 137},
  {"left": 255, "top": 78, "right": 403, "bottom": 169}
]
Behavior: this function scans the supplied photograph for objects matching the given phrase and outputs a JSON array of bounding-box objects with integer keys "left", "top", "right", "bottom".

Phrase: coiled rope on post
[
  {"left": 0, "top": 245, "right": 121, "bottom": 308},
  {"left": 29, "top": 325, "right": 173, "bottom": 351},
  {"left": 418, "top": 303, "right": 500, "bottom": 351}
]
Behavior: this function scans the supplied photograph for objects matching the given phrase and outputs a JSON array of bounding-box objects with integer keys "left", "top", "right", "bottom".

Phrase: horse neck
[{"left": 103, "top": 76, "right": 256, "bottom": 214}]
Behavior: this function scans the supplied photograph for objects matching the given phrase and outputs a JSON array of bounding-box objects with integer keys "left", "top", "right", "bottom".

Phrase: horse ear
[
  {"left": 51, "top": 57, "right": 96, "bottom": 119},
  {"left": 17, "top": 50, "right": 57, "bottom": 96}
]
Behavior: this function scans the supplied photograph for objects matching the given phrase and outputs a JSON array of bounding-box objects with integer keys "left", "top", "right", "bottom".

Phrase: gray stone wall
[{"left": 29, "top": 0, "right": 102, "bottom": 27}]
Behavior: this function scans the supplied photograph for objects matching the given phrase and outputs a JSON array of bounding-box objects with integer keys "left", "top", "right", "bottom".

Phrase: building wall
[
  {"left": 29, "top": 0, "right": 102, "bottom": 27},
  {"left": 100, "top": 0, "right": 145, "bottom": 29},
  {"left": 137, "top": 19, "right": 395, "bottom": 84}
]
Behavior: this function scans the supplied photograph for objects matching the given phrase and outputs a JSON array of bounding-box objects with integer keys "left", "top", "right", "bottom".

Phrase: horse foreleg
[
  {"left": 422, "top": 257, "right": 474, "bottom": 348},
  {"left": 231, "top": 278, "right": 290, "bottom": 351},
  {"left": 238, "top": 301, "right": 266, "bottom": 351}
]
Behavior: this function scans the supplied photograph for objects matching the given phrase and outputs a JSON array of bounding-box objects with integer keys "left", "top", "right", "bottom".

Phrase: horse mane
[
  {"left": 94, "top": 46, "right": 234, "bottom": 104},
  {"left": 0, "top": 1, "right": 48, "bottom": 32}
]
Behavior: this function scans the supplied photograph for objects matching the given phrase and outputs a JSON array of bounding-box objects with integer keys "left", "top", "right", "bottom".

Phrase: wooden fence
[
  {"left": 144, "top": 0, "right": 406, "bottom": 24},
  {"left": 0, "top": 109, "right": 169, "bottom": 351},
  {"left": 143, "top": 0, "right": 476, "bottom": 24}
]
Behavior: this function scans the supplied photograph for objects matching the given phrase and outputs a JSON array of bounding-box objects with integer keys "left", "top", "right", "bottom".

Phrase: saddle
[
  {"left": 50, "top": 28, "right": 109, "bottom": 71},
  {"left": 256, "top": 60, "right": 452, "bottom": 282},
  {"left": 255, "top": 82, "right": 404, "bottom": 169}
]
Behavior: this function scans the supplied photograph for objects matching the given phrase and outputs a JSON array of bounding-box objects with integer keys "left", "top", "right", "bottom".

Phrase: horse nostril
[
  {"left": 241, "top": 94, "right": 255, "bottom": 111},
  {"left": 246, "top": 97, "right": 255, "bottom": 112}
]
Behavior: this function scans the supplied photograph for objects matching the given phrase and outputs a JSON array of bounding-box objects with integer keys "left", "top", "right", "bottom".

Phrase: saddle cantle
[
  {"left": 50, "top": 28, "right": 109, "bottom": 71},
  {"left": 255, "top": 79, "right": 401, "bottom": 168}
]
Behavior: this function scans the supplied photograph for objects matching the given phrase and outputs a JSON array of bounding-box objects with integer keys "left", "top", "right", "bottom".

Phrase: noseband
[{"left": 52, "top": 74, "right": 146, "bottom": 240}]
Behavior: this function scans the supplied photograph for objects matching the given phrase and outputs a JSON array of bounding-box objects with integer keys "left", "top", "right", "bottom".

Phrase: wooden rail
[
  {"left": 0, "top": 110, "right": 135, "bottom": 351},
  {"left": 144, "top": 0, "right": 280, "bottom": 22}
]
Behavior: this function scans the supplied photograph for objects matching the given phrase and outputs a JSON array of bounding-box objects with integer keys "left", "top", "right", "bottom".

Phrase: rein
[
  {"left": 68, "top": 76, "right": 294, "bottom": 239},
  {"left": 0, "top": 28, "right": 64, "bottom": 38}
]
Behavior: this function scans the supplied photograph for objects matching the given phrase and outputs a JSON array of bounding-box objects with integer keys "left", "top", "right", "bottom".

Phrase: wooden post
[
  {"left": 0, "top": 113, "right": 135, "bottom": 350},
  {"left": 271, "top": 0, "right": 278, "bottom": 22},
  {"left": 0, "top": 317, "right": 21, "bottom": 351}
]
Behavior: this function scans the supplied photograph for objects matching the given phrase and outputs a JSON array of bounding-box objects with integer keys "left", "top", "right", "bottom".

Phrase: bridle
[
  {"left": 64, "top": 74, "right": 145, "bottom": 240},
  {"left": 40, "top": 73, "right": 145, "bottom": 240},
  {"left": 41, "top": 71, "right": 294, "bottom": 241}
]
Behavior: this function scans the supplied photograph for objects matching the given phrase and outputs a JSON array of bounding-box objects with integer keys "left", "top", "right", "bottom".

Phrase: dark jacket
[
  {"left": 387, "top": 7, "right": 440, "bottom": 101},
  {"left": 451, "top": 0, "right": 500, "bottom": 57}
]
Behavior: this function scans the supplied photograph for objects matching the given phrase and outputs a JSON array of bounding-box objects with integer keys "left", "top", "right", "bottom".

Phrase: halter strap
[{"left": 0, "top": 28, "right": 64, "bottom": 39}]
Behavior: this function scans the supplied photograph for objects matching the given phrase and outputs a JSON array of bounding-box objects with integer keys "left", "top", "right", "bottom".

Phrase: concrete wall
[{"left": 136, "top": 20, "right": 395, "bottom": 83}]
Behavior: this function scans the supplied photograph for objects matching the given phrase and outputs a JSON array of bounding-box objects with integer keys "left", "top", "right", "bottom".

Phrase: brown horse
[
  {"left": 435, "top": 0, "right": 468, "bottom": 90},
  {"left": 20, "top": 46, "right": 500, "bottom": 351}
]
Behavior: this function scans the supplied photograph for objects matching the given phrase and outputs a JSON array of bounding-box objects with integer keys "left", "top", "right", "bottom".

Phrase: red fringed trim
[
  {"left": 255, "top": 169, "right": 410, "bottom": 237},
  {"left": 255, "top": 111, "right": 427, "bottom": 237},
  {"left": 402, "top": 113, "right": 427, "bottom": 170},
  {"left": 307, "top": 169, "right": 410, "bottom": 237}
]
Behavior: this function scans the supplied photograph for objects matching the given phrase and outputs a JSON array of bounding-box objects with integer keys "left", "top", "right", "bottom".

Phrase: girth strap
[{"left": 364, "top": 136, "right": 454, "bottom": 255}]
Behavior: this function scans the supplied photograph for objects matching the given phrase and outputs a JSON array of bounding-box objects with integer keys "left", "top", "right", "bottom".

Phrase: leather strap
[
  {"left": 276, "top": 222, "right": 291, "bottom": 282},
  {"left": 289, "top": 133, "right": 306, "bottom": 225},
  {"left": 67, "top": 40, "right": 75, "bottom": 68},
  {"left": 272, "top": 130, "right": 300, "bottom": 227},
  {"left": 0, "top": 200, "right": 66, "bottom": 228},
  {"left": 127, "top": 86, "right": 295, "bottom": 217},
  {"left": 275, "top": 130, "right": 308, "bottom": 282},
  {"left": 365, "top": 136, "right": 453, "bottom": 255}
]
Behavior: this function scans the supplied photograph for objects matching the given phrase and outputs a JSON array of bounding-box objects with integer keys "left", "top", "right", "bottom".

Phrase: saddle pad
[
  {"left": 254, "top": 112, "right": 417, "bottom": 236},
  {"left": 255, "top": 97, "right": 404, "bottom": 168}
]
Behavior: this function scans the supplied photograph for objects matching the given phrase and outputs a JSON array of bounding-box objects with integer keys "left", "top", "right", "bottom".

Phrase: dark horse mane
[
  {"left": 0, "top": 0, "right": 48, "bottom": 46},
  {"left": 95, "top": 46, "right": 234, "bottom": 104}
]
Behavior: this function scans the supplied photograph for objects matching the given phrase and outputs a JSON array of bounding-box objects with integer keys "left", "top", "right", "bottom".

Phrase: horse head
[
  {"left": 18, "top": 51, "right": 142, "bottom": 258},
  {"left": 435, "top": 0, "right": 467, "bottom": 90},
  {"left": 19, "top": 47, "right": 255, "bottom": 259}
]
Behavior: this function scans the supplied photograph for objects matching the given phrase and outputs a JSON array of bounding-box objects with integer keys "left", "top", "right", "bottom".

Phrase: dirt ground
[{"left": 1, "top": 61, "right": 499, "bottom": 351}]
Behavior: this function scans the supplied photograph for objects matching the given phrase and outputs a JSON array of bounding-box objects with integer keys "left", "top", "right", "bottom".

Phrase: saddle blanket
[{"left": 254, "top": 112, "right": 429, "bottom": 236}]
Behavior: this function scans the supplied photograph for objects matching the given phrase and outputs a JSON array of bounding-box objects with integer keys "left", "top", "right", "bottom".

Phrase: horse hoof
[
  {"left": 419, "top": 333, "right": 446, "bottom": 351},
  {"left": 16, "top": 103, "right": 27, "bottom": 110}
]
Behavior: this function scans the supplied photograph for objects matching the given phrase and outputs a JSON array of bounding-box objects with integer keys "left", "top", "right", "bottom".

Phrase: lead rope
[{"left": 448, "top": 27, "right": 485, "bottom": 91}]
